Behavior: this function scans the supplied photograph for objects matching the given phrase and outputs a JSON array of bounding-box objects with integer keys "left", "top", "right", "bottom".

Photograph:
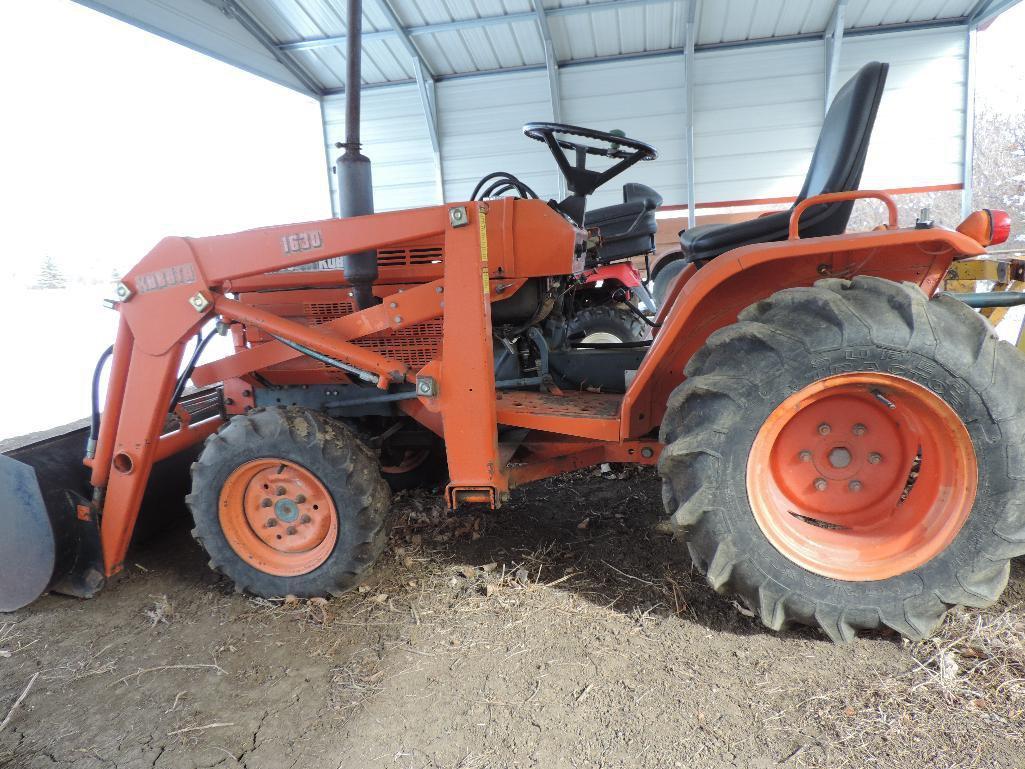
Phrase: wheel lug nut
[
  {"left": 266, "top": 518, "right": 277, "bottom": 527},
  {"left": 868, "top": 452, "right": 882, "bottom": 464},
  {"left": 276, "top": 486, "right": 286, "bottom": 496},
  {"left": 814, "top": 478, "right": 828, "bottom": 491},
  {"left": 818, "top": 423, "right": 831, "bottom": 436},
  {"left": 852, "top": 423, "right": 867, "bottom": 436},
  {"left": 300, "top": 514, "right": 312, "bottom": 524},
  {"left": 295, "top": 494, "right": 306, "bottom": 504},
  {"left": 849, "top": 480, "right": 863, "bottom": 492},
  {"left": 799, "top": 450, "right": 813, "bottom": 462},
  {"left": 286, "top": 526, "right": 297, "bottom": 535},
  {"left": 261, "top": 498, "right": 272, "bottom": 508}
]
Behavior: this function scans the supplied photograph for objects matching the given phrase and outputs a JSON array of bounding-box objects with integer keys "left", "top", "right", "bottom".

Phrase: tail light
[
  {"left": 990, "top": 209, "right": 1012, "bottom": 245},
  {"left": 957, "top": 209, "right": 1012, "bottom": 246}
]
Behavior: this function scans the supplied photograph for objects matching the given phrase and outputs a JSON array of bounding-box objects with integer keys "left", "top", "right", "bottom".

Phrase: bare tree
[{"left": 970, "top": 107, "right": 1025, "bottom": 241}]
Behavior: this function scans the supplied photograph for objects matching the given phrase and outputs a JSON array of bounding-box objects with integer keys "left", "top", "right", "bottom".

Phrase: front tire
[
  {"left": 567, "top": 305, "right": 649, "bottom": 343},
  {"left": 188, "top": 407, "right": 391, "bottom": 598},
  {"left": 659, "top": 277, "right": 1025, "bottom": 641}
]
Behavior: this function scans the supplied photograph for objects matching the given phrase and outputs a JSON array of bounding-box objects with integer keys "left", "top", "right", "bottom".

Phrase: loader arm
[
  {"left": 91, "top": 207, "right": 457, "bottom": 578},
  {"left": 79, "top": 199, "right": 577, "bottom": 582}
]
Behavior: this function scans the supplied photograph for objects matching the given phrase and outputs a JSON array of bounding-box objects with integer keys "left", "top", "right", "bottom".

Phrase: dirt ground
[{"left": 1, "top": 466, "right": 1023, "bottom": 769}]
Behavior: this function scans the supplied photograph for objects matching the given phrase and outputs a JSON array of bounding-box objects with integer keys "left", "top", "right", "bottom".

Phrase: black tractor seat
[
  {"left": 584, "top": 183, "right": 663, "bottom": 264},
  {"left": 674, "top": 60, "right": 889, "bottom": 269}
]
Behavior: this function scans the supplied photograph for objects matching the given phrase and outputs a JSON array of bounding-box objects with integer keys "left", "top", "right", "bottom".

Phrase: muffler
[{"left": 336, "top": 0, "right": 377, "bottom": 310}]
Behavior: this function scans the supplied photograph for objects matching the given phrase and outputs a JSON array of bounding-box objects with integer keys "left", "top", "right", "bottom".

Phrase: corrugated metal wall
[
  {"left": 322, "top": 70, "right": 560, "bottom": 211},
  {"left": 323, "top": 27, "right": 966, "bottom": 212},
  {"left": 436, "top": 71, "right": 560, "bottom": 203},
  {"left": 561, "top": 56, "right": 689, "bottom": 208},
  {"left": 839, "top": 27, "right": 966, "bottom": 189},
  {"left": 694, "top": 41, "right": 824, "bottom": 203},
  {"left": 322, "top": 86, "right": 438, "bottom": 213}
]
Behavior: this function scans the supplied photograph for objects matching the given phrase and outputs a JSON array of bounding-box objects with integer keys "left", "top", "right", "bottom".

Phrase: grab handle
[{"left": 788, "top": 190, "right": 898, "bottom": 240}]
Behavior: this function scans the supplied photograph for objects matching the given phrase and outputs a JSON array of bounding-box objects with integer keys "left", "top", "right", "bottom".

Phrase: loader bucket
[{"left": 0, "top": 424, "right": 103, "bottom": 612}]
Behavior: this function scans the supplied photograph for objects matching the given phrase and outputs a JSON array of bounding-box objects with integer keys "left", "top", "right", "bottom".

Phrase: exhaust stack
[{"left": 336, "top": 0, "right": 377, "bottom": 310}]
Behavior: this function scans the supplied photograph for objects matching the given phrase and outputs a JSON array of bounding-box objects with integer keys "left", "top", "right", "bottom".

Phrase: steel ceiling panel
[
  {"left": 78, "top": 0, "right": 1003, "bottom": 95},
  {"left": 846, "top": 0, "right": 977, "bottom": 27},
  {"left": 699, "top": 0, "right": 830, "bottom": 44},
  {"left": 240, "top": 0, "right": 411, "bottom": 84}
]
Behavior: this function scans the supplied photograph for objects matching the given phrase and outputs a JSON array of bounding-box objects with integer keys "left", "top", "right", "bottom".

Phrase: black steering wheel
[{"left": 523, "top": 122, "right": 658, "bottom": 223}]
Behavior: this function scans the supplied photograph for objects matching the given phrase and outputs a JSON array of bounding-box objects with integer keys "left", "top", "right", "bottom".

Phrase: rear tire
[
  {"left": 567, "top": 305, "right": 649, "bottom": 343},
  {"left": 659, "top": 277, "right": 1025, "bottom": 641},
  {"left": 188, "top": 407, "right": 391, "bottom": 598},
  {"left": 651, "top": 251, "right": 687, "bottom": 307}
]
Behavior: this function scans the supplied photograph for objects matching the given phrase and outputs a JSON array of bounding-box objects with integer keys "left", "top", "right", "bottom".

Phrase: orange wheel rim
[
  {"left": 747, "top": 373, "right": 977, "bottom": 581},
  {"left": 219, "top": 458, "right": 338, "bottom": 577}
]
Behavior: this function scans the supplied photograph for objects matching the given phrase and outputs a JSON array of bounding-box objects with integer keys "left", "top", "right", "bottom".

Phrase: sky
[{"left": 0, "top": 0, "right": 331, "bottom": 287}]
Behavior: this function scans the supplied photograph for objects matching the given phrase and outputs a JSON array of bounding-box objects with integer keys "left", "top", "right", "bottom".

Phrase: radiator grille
[
  {"left": 303, "top": 301, "right": 355, "bottom": 325},
  {"left": 354, "top": 320, "right": 443, "bottom": 370},
  {"left": 378, "top": 245, "right": 444, "bottom": 270},
  {"left": 300, "top": 304, "right": 442, "bottom": 371}
]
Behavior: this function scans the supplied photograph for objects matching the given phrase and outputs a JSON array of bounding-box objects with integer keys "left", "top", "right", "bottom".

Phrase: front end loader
[{"left": 4, "top": 67, "right": 1025, "bottom": 643}]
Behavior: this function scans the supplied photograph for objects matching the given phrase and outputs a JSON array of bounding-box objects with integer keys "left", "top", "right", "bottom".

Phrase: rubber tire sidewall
[
  {"left": 189, "top": 408, "right": 390, "bottom": 598},
  {"left": 566, "top": 305, "right": 650, "bottom": 343},
  {"left": 659, "top": 278, "right": 1025, "bottom": 637},
  {"left": 713, "top": 344, "right": 1007, "bottom": 628}
]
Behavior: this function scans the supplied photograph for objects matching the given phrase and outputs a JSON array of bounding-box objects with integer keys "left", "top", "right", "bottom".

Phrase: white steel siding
[
  {"left": 693, "top": 41, "right": 824, "bottom": 203},
  {"left": 839, "top": 27, "right": 967, "bottom": 189},
  {"left": 322, "top": 87, "right": 438, "bottom": 213},
  {"left": 560, "top": 55, "right": 689, "bottom": 209},
  {"left": 436, "top": 70, "right": 561, "bottom": 203},
  {"left": 319, "top": 29, "right": 968, "bottom": 214}
]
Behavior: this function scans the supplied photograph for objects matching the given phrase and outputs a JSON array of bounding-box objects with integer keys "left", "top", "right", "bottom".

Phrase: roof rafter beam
[
  {"left": 961, "top": 26, "right": 977, "bottom": 217},
  {"left": 373, "top": 0, "right": 434, "bottom": 77},
  {"left": 968, "top": 0, "right": 1023, "bottom": 27},
  {"left": 209, "top": 0, "right": 322, "bottom": 95},
  {"left": 532, "top": 0, "right": 562, "bottom": 123},
  {"left": 824, "top": 0, "right": 847, "bottom": 113},
  {"left": 373, "top": 0, "right": 443, "bottom": 201},
  {"left": 320, "top": 16, "right": 977, "bottom": 95},
  {"left": 684, "top": 0, "right": 699, "bottom": 228},
  {"left": 412, "top": 58, "right": 444, "bottom": 202},
  {"left": 532, "top": 0, "right": 565, "bottom": 197},
  {"left": 279, "top": 0, "right": 671, "bottom": 52}
]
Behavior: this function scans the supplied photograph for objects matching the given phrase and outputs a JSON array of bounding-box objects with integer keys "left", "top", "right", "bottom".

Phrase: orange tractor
[{"left": 3, "top": 61, "right": 1023, "bottom": 643}]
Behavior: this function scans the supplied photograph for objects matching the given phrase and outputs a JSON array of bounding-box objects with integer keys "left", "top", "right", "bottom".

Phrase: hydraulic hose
[
  {"left": 86, "top": 345, "right": 115, "bottom": 459},
  {"left": 611, "top": 288, "right": 660, "bottom": 328},
  {"left": 169, "top": 330, "right": 219, "bottom": 412}
]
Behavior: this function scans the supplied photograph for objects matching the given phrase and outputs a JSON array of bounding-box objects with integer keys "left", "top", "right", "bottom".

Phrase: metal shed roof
[{"left": 77, "top": 0, "right": 1019, "bottom": 97}]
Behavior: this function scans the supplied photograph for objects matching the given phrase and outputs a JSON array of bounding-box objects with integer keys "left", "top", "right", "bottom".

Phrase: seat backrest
[
  {"left": 623, "top": 183, "right": 663, "bottom": 210},
  {"left": 796, "top": 61, "right": 889, "bottom": 237}
]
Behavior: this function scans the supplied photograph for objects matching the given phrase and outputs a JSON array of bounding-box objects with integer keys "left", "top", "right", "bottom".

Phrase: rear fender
[
  {"left": 583, "top": 263, "right": 643, "bottom": 288},
  {"left": 621, "top": 227, "right": 984, "bottom": 438}
]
